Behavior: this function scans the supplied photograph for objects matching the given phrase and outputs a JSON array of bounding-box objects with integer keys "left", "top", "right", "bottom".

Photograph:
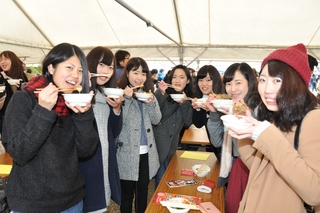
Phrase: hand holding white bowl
[
  {"left": 212, "top": 99, "right": 233, "bottom": 113},
  {"left": 135, "top": 92, "right": 153, "bottom": 102},
  {"left": 103, "top": 88, "right": 124, "bottom": 98},
  {"left": 170, "top": 94, "right": 185, "bottom": 102}
]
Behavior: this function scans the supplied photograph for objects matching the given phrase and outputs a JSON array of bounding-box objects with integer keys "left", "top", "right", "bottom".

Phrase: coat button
[
  {"left": 147, "top": 129, "right": 151, "bottom": 133},
  {"left": 149, "top": 144, "right": 153, "bottom": 148}
]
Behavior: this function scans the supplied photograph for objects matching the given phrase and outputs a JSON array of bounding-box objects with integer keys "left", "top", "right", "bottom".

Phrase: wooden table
[
  {"left": 0, "top": 153, "right": 13, "bottom": 179},
  {"left": 146, "top": 150, "right": 225, "bottom": 213},
  {"left": 181, "top": 125, "right": 210, "bottom": 147}
]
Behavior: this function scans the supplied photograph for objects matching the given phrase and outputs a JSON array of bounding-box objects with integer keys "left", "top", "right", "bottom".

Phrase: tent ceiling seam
[
  {"left": 208, "top": 0, "right": 211, "bottom": 44},
  {"left": 13, "top": 0, "right": 54, "bottom": 47},
  {"left": 172, "top": 0, "right": 183, "bottom": 63},
  {"left": 98, "top": 0, "right": 122, "bottom": 45},
  {"left": 156, "top": 47, "right": 176, "bottom": 66}
]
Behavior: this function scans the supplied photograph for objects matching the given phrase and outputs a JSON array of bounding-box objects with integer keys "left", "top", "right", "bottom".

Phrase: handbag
[{"left": 294, "top": 120, "right": 315, "bottom": 213}]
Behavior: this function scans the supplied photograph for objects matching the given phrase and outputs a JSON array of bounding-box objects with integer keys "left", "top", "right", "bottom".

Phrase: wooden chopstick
[
  {"left": 34, "top": 87, "right": 80, "bottom": 93},
  {"left": 131, "top": 84, "right": 144, "bottom": 90},
  {"left": 90, "top": 73, "right": 111, "bottom": 77},
  {"left": 160, "top": 201, "right": 199, "bottom": 210}
]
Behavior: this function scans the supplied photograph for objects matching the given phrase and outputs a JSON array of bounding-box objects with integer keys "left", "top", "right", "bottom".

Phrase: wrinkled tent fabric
[{"left": 0, "top": 0, "right": 319, "bottom": 66}]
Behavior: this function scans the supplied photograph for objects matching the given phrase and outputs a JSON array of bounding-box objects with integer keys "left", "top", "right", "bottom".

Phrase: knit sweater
[{"left": 2, "top": 91, "right": 98, "bottom": 213}]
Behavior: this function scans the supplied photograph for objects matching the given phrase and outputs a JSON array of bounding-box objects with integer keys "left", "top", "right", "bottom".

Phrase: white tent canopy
[{"left": 1, "top": 0, "right": 320, "bottom": 70}]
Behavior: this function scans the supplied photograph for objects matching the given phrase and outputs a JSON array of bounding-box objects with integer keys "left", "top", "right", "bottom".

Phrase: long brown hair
[{"left": 0, "top": 51, "right": 26, "bottom": 79}]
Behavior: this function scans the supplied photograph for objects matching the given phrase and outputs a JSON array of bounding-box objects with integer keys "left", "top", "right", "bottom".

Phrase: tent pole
[
  {"left": 186, "top": 48, "right": 208, "bottom": 67},
  {"left": 115, "top": 0, "right": 181, "bottom": 47},
  {"left": 156, "top": 48, "right": 176, "bottom": 66}
]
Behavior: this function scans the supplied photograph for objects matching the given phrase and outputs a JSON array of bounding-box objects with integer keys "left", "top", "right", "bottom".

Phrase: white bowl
[
  {"left": 0, "top": 86, "right": 5, "bottom": 93},
  {"left": 135, "top": 92, "right": 153, "bottom": 101},
  {"left": 170, "top": 94, "right": 185, "bottom": 102},
  {"left": 192, "top": 164, "right": 211, "bottom": 177},
  {"left": 212, "top": 99, "right": 233, "bottom": 113},
  {"left": 62, "top": 93, "right": 94, "bottom": 106},
  {"left": 220, "top": 115, "right": 252, "bottom": 132},
  {"left": 103, "top": 88, "right": 124, "bottom": 98},
  {"left": 166, "top": 198, "right": 190, "bottom": 213},
  {"left": 195, "top": 98, "right": 207, "bottom": 107},
  {"left": 7, "top": 79, "right": 20, "bottom": 86}
]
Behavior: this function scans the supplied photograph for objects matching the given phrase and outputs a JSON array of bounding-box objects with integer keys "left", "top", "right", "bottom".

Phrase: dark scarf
[{"left": 23, "top": 75, "right": 70, "bottom": 116}]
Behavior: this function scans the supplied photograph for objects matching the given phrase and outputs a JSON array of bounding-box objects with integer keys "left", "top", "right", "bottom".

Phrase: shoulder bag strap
[{"left": 293, "top": 119, "right": 315, "bottom": 213}]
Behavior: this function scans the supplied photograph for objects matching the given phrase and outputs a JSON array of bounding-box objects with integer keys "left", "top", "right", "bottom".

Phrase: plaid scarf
[{"left": 23, "top": 75, "right": 70, "bottom": 116}]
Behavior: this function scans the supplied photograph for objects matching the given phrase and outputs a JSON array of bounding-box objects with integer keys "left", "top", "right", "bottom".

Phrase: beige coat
[{"left": 238, "top": 110, "right": 320, "bottom": 213}]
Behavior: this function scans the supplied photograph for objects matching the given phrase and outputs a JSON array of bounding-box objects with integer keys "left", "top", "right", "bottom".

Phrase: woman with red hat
[{"left": 229, "top": 43, "right": 320, "bottom": 212}]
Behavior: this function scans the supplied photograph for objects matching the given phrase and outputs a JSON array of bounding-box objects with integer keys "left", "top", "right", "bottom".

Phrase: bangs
[
  {"left": 267, "top": 60, "right": 284, "bottom": 80},
  {"left": 99, "top": 53, "right": 114, "bottom": 66},
  {"left": 197, "top": 69, "right": 208, "bottom": 79},
  {"left": 223, "top": 69, "right": 236, "bottom": 83}
]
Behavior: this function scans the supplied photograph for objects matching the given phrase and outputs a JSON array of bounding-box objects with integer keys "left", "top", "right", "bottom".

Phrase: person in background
[
  {"left": 153, "top": 64, "right": 194, "bottom": 188},
  {"left": 0, "top": 51, "right": 28, "bottom": 89},
  {"left": 2, "top": 43, "right": 98, "bottom": 213},
  {"left": 191, "top": 65, "right": 224, "bottom": 158},
  {"left": 229, "top": 43, "right": 320, "bottom": 212},
  {"left": 79, "top": 46, "right": 123, "bottom": 212},
  {"left": 115, "top": 50, "right": 130, "bottom": 80},
  {"left": 308, "top": 54, "right": 318, "bottom": 73},
  {"left": 189, "top": 67, "right": 196, "bottom": 87},
  {"left": 0, "top": 71, "right": 13, "bottom": 135},
  {"left": 157, "top": 68, "right": 165, "bottom": 80},
  {"left": 150, "top": 68, "right": 160, "bottom": 89},
  {"left": 163, "top": 70, "right": 172, "bottom": 83},
  {"left": 117, "top": 57, "right": 161, "bottom": 213},
  {"left": 206, "top": 62, "right": 259, "bottom": 213}
]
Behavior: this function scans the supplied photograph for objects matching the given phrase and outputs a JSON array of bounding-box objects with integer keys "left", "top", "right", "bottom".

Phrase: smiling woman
[{"left": 2, "top": 43, "right": 98, "bottom": 213}]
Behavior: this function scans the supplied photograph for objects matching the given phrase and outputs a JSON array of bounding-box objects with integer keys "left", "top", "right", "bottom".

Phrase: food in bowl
[
  {"left": 135, "top": 92, "right": 153, "bottom": 101},
  {"left": 170, "top": 94, "right": 185, "bottom": 102},
  {"left": 166, "top": 198, "right": 191, "bottom": 213},
  {"left": 192, "top": 164, "right": 211, "bottom": 177},
  {"left": 62, "top": 93, "right": 94, "bottom": 106},
  {"left": 220, "top": 114, "right": 252, "bottom": 133},
  {"left": 195, "top": 98, "right": 207, "bottom": 107},
  {"left": 233, "top": 102, "right": 249, "bottom": 118},
  {"left": 103, "top": 88, "right": 124, "bottom": 98},
  {"left": 212, "top": 99, "right": 233, "bottom": 113},
  {"left": 214, "top": 94, "right": 231, "bottom": 99},
  {"left": 7, "top": 79, "right": 20, "bottom": 86}
]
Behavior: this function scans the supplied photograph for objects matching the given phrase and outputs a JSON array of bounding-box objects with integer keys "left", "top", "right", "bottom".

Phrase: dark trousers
[{"left": 120, "top": 153, "right": 149, "bottom": 213}]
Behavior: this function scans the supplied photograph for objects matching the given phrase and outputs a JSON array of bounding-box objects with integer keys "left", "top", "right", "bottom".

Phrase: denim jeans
[
  {"left": 154, "top": 157, "right": 169, "bottom": 189},
  {"left": 12, "top": 200, "right": 83, "bottom": 213}
]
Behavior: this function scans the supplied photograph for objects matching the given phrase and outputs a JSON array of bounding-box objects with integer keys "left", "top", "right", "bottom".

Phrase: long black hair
[{"left": 42, "top": 43, "right": 90, "bottom": 93}]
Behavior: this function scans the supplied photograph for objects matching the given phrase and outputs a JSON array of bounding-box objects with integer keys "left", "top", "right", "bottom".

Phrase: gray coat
[
  {"left": 117, "top": 96, "right": 161, "bottom": 181},
  {"left": 153, "top": 90, "right": 193, "bottom": 165}
]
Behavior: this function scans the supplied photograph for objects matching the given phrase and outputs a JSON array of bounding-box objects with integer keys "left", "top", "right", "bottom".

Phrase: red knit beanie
[{"left": 261, "top": 43, "right": 311, "bottom": 86}]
